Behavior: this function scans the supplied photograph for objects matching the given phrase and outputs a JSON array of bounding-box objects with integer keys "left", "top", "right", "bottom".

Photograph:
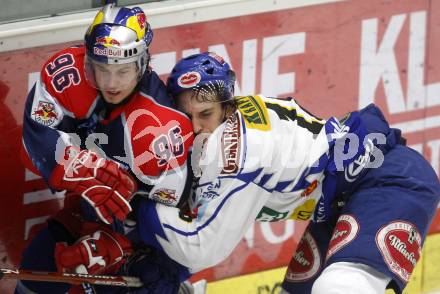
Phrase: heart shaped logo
[
  {"left": 177, "top": 71, "right": 201, "bottom": 88},
  {"left": 376, "top": 221, "right": 421, "bottom": 282},
  {"left": 326, "top": 214, "right": 360, "bottom": 260},
  {"left": 285, "top": 232, "right": 321, "bottom": 282}
]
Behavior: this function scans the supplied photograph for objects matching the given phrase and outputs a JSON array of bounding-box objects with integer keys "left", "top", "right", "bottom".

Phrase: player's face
[
  {"left": 92, "top": 61, "right": 139, "bottom": 104},
  {"left": 176, "top": 90, "right": 226, "bottom": 135}
]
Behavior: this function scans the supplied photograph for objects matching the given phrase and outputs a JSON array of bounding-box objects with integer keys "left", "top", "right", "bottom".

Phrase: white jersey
[{"left": 138, "top": 95, "right": 356, "bottom": 273}]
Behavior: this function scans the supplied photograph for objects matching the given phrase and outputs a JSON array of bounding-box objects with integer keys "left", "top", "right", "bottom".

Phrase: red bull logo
[
  {"left": 93, "top": 47, "right": 122, "bottom": 57},
  {"left": 95, "top": 37, "right": 121, "bottom": 47},
  {"left": 136, "top": 13, "right": 146, "bottom": 30},
  {"left": 152, "top": 188, "right": 178, "bottom": 205},
  {"left": 126, "top": 13, "right": 146, "bottom": 40},
  {"left": 31, "top": 101, "right": 58, "bottom": 126}
]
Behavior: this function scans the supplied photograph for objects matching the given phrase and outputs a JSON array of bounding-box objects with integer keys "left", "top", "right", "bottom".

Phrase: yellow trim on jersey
[{"left": 235, "top": 95, "right": 271, "bottom": 131}]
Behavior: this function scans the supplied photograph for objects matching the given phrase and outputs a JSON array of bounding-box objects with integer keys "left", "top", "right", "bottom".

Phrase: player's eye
[
  {"left": 199, "top": 111, "right": 212, "bottom": 118},
  {"left": 118, "top": 70, "right": 129, "bottom": 76},
  {"left": 95, "top": 66, "right": 109, "bottom": 73}
]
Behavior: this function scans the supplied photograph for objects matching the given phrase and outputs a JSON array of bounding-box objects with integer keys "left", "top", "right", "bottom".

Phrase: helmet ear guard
[{"left": 167, "top": 52, "right": 236, "bottom": 102}]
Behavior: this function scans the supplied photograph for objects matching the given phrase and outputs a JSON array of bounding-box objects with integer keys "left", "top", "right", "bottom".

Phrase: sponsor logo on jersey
[
  {"left": 177, "top": 71, "right": 202, "bottom": 88},
  {"left": 31, "top": 101, "right": 59, "bottom": 126},
  {"left": 93, "top": 47, "right": 122, "bottom": 57},
  {"left": 376, "top": 221, "right": 421, "bottom": 282},
  {"left": 301, "top": 180, "right": 318, "bottom": 197},
  {"left": 199, "top": 190, "right": 219, "bottom": 200},
  {"left": 235, "top": 95, "right": 271, "bottom": 131},
  {"left": 313, "top": 197, "right": 327, "bottom": 222},
  {"left": 256, "top": 206, "right": 289, "bottom": 222},
  {"left": 344, "top": 139, "right": 373, "bottom": 182},
  {"left": 285, "top": 232, "right": 321, "bottom": 282},
  {"left": 290, "top": 199, "right": 317, "bottom": 221},
  {"left": 152, "top": 188, "right": 178, "bottom": 205},
  {"left": 326, "top": 214, "right": 360, "bottom": 259},
  {"left": 221, "top": 113, "right": 241, "bottom": 174},
  {"left": 198, "top": 179, "right": 221, "bottom": 200}
]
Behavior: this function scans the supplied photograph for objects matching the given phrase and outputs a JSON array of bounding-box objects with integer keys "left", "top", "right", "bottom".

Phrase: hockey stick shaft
[{"left": 0, "top": 268, "right": 143, "bottom": 287}]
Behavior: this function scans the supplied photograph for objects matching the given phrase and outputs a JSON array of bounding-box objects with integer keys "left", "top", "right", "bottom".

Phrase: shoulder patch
[
  {"left": 31, "top": 101, "right": 59, "bottom": 126},
  {"left": 375, "top": 221, "right": 421, "bottom": 282},
  {"left": 235, "top": 95, "right": 271, "bottom": 131},
  {"left": 326, "top": 214, "right": 360, "bottom": 260}
]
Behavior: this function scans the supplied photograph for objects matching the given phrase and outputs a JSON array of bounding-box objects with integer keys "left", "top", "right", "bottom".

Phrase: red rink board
[{"left": 0, "top": 0, "right": 439, "bottom": 290}]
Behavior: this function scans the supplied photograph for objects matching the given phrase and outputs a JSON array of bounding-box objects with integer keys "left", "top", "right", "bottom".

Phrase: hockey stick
[{"left": 0, "top": 268, "right": 143, "bottom": 287}]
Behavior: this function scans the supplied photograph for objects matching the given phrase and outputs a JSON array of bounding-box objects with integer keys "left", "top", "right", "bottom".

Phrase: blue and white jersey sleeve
[
  {"left": 22, "top": 77, "right": 74, "bottom": 182},
  {"left": 22, "top": 46, "right": 100, "bottom": 183}
]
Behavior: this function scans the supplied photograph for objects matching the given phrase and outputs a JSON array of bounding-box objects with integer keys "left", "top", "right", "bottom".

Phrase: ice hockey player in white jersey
[{"left": 137, "top": 52, "right": 440, "bottom": 294}]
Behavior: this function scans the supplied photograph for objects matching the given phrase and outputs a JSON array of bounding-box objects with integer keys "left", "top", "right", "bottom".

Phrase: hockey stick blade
[{"left": 0, "top": 268, "right": 143, "bottom": 287}]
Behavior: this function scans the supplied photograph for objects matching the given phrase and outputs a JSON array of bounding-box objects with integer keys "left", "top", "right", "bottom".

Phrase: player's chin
[{"left": 103, "top": 91, "right": 126, "bottom": 104}]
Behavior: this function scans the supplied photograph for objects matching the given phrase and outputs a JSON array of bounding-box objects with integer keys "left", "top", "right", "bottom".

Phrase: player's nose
[
  {"left": 192, "top": 119, "right": 203, "bottom": 135},
  {"left": 104, "top": 74, "right": 120, "bottom": 90}
]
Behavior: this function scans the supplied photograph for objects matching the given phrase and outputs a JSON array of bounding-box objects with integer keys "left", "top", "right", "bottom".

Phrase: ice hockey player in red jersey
[{"left": 17, "top": 4, "right": 193, "bottom": 293}]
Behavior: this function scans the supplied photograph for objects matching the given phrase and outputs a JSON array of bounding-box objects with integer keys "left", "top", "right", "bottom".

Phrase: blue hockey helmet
[
  {"left": 84, "top": 4, "right": 153, "bottom": 89},
  {"left": 167, "top": 52, "right": 236, "bottom": 101}
]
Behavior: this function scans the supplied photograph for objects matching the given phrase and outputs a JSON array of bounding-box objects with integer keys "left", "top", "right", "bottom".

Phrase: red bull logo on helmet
[
  {"left": 93, "top": 47, "right": 122, "bottom": 57},
  {"left": 177, "top": 72, "right": 202, "bottom": 88},
  {"left": 136, "top": 12, "right": 146, "bottom": 30},
  {"left": 95, "top": 37, "right": 121, "bottom": 47},
  {"left": 126, "top": 12, "right": 146, "bottom": 41}
]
